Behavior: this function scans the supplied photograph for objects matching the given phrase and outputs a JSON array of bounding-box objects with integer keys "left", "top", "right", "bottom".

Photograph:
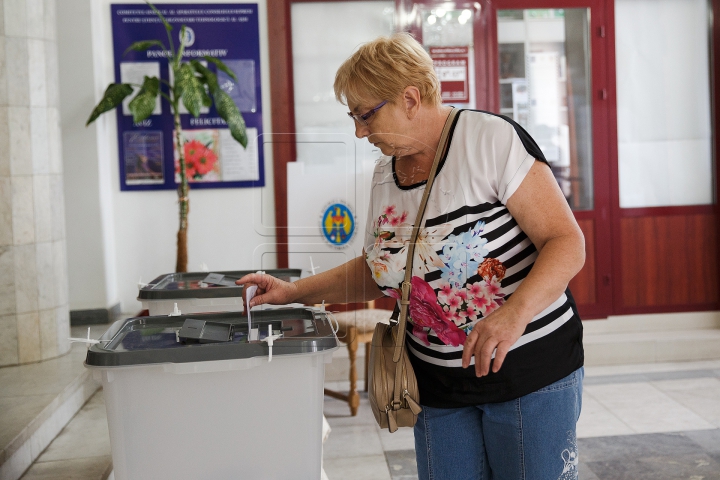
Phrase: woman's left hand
[
  {"left": 460, "top": 161, "right": 585, "bottom": 377},
  {"left": 461, "top": 304, "right": 530, "bottom": 377}
]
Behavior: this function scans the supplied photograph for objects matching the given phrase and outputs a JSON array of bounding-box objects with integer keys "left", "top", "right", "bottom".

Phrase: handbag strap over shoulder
[
  {"left": 388, "top": 107, "right": 459, "bottom": 413},
  {"left": 393, "top": 107, "right": 459, "bottom": 363}
]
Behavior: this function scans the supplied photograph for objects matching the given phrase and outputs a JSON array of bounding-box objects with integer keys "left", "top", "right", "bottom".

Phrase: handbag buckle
[{"left": 401, "top": 281, "right": 412, "bottom": 299}]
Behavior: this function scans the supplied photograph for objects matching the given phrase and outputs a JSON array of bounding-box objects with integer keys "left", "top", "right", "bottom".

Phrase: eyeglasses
[{"left": 347, "top": 100, "right": 387, "bottom": 126}]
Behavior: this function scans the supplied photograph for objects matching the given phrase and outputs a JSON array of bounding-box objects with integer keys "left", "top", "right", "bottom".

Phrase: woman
[{"left": 238, "top": 33, "right": 585, "bottom": 480}]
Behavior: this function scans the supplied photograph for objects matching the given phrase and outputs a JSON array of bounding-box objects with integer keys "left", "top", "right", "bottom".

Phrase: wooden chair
[{"left": 323, "top": 300, "right": 395, "bottom": 416}]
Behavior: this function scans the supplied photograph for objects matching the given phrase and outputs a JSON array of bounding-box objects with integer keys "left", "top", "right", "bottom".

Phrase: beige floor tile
[
  {"left": 36, "top": 391, "right": 110, "bottom": 462},
  {"left": 20, "top": 455, "right": 111, "bottom": 480},
  {"left": 324, "top": 425, "right": 384, "bottom": 459},
  {"left": 378, "top": 426, "right": 415, "bottom": 452},
  {"left": 577, "top": 390, "right": 634, "bottom": 438},
  {"left": 324, "top": 395, "right": 377, "bottom": 428},
  {"left": 651, "top": 377, "right": 720, "bottom": 427},
  {"left": 324, "top": 380, "right": 352, "bottom": 392},
  {"left": 583, "top": 340, "right": 657, "bottom": 366},
  {"left": 657, "top": 336, "right": 720, "bottom": 362},
  {"left": 586, "top": 382, "right": 715, "bottom": 434},
  {"left": 323, "top": 454, "right": 391, "bottom": 480},
  {"left": 0, "top": 394, "right": 55, "bottom": 449},
  {"left": 584, "top": 359, "right": 720, "bottom": 377},
  {"left": 0, "top": 343, "right": 87, "bottom": 398}
]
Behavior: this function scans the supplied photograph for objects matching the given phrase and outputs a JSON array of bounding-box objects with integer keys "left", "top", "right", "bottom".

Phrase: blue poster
[{"left": 111, "top": 4, "right": 264, "bottom": 191}]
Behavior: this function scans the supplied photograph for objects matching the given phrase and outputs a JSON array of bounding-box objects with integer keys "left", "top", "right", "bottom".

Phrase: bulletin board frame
[{"left": 110, "top": 3, "right": 265, "bottom": 191}]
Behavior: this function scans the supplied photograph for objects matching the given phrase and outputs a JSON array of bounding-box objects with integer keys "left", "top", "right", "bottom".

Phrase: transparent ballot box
[
  {"left": 85, "top": 307, "right": 338, "bottom": 480},
  {"left": 138, "top": 269, "right": 302, "bottom": 315}
]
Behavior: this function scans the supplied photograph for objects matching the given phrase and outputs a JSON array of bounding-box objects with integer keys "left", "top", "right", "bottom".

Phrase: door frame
[
  {"left": 396, "top": 0, "right": 615, "bottom": 318},
  {"left": 267, "top": 0, "right": 720, "bottom": 318}
]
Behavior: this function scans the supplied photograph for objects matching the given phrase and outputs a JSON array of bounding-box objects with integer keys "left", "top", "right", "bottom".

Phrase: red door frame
[
  {"left": 395, "top": 0, "right": 497, "bottom": 111},
  {"left": 471, "top": 0, "right": 719, "bottom": 316},
  {"left": 605, "top": 2, "right": 719, "bottom": 315},
  {"left": 397, "top": 0, "right": 615, "bottom": 318},
  {"left": 267, "top": 0, "right": 295, "bottom": 269},
  {"left": 267, "top": 0, "right": 720, "bottom": 317}
]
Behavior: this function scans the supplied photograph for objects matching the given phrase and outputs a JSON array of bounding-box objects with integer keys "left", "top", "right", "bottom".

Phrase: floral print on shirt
[{"left": 366, "top": 205, "right": 508, "bottom": 346}]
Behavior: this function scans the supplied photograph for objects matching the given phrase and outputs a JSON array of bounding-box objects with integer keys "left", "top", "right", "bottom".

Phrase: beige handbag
[{"left": 368, "top": 108, "right": 459, "bottom": 433}]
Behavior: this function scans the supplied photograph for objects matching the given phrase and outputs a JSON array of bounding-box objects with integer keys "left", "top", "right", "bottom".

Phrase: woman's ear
[{"left": 402, "top": 86, "right": 422, "bottom": 119}]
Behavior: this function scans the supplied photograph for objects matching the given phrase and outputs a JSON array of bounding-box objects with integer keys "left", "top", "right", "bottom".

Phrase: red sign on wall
[{"left": 430, "top": 46, "right": 470, "bottom": 103}]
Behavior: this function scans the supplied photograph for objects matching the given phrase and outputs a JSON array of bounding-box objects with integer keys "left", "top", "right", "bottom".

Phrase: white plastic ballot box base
[{"left": 92, "top": 351, "right": 333, "bottom": 480}]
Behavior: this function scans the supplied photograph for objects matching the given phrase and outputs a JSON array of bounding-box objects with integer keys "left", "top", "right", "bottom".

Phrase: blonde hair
[{"left": 334, "top": 33, "right": 442, "bottom": 108}]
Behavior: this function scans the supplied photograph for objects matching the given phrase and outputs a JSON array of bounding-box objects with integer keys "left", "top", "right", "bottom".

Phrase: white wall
[
  {"left": 59, "top": 0, "right": 275, "bottom": 314},
  {"left": 57, "top": 1, "right": 112, "bottom": 311}
]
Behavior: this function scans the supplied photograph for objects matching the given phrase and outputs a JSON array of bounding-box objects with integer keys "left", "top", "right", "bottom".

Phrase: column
[{"left": 0, "top": 0, "right": 70, "bottom": 366}]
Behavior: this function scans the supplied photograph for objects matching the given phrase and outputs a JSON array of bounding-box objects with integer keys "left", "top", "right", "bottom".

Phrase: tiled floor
[
  {"left": 323, "top": 360, "right": 720, "bottom": 480},
  {"left": 10, "top": 358, "right": 720, "bottom": 479},
  {"left": 19, "top": 391, "right": 111, "bottom": 480},
  {"left": 0, "top": 325, "right": 104, "bottom": 480},
  {"left": 0, "top": 336, "right": 96, "bottom": 453}
]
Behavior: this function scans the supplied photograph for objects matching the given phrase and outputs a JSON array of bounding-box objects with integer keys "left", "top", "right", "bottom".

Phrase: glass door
[
  {"left": 402, "top": 3, "right": 478, "bottom": 108},
  {"left": 397, "top": 0, "right": 613, "bottom": 317},
  {"left": 497, "top": 8, "right": 593, "bottom": 211},
  {"left": 493, "top": 3, "right": 613, "bottom": 318}
]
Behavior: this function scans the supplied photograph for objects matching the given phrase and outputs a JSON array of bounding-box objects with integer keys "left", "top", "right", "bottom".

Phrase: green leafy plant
[{"left": 86, "top": 1, "right": 247, "bottom": 273}]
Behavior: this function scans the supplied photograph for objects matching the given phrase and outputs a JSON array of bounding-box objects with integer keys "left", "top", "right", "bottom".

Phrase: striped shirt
[{"left": 364, "top": 109, "right": 584, "bottom": 407}]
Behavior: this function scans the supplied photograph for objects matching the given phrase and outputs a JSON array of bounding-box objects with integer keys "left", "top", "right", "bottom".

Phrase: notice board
[
  {"left": 430, "top": 46, "right": 470, "bottom": 104},
  {"left": 111, "top": 4, "right": 264, "bottom": 191}
]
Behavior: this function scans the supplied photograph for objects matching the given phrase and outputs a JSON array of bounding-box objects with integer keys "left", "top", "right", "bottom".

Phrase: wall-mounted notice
[
  {"left": 111, "top": 4, "right": 264, "bottom": 191},
  {"left": 430, "top": 46, "right": 470, "bottom": 104}
]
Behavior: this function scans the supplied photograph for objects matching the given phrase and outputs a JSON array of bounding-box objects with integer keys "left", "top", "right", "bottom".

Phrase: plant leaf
[
  {"left": 190, "top": 60, "right": 219, "bottom": 94},
  {"left": 204, "top": 56, "right": 238, "bottom": 83},
  {"left": 86, "top": 83, "right": 134, "bottom": 126},
  {"left": 128, "top": 76, "right": 160, "bottom": 123},
  {"left": 146, "top": 1, "right": 172, "bottom": 32},
  {"left": 190, "top": 60, "right": 245, "bottom": 146},
  {"left": 172, "top": 64, "right": 183, "bottom": 98},
  {"left": 175, "top": 63, "right": 204, "bottom": 117},
  {"left": 201, "top": 87, "right": 212, "bottom": 108},
  {"left": 189, "top": 61, "right": 217, "bottom": 107},
  {"left": 214, "top": 89, "right": 247, "bottom": 148},
  {"left": 123, "top": 40, "right": 165, "bottom": 57},
  {"left": 177, "top": 25, "right": 187, "bottom": 62}
]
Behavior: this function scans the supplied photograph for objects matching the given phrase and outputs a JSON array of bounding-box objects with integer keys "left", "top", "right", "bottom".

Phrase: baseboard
[{"left": 70, "top": 303, "right": 122, "bottom": 326}]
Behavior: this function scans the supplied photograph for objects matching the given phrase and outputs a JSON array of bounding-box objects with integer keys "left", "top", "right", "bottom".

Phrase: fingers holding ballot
[{"left": 236, "top": 272, "right": 299, "bottom": 309}]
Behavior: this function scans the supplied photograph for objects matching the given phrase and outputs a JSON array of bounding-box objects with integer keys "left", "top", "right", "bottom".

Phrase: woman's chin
[{"left": 374, "top": 144, "right": 393, "bottom": 156}]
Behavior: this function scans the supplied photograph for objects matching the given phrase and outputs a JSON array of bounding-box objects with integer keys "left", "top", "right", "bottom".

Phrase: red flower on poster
[
  {"left": 184, "top": 140, "right": 218, "bottom": 177},
  {"left": 175, "top": 139, "right": 219, "bottom": 181}
]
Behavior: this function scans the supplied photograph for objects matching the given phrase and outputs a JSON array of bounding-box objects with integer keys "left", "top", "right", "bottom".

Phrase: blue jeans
[{"left": 414, "top": 367, "right": 583, "bottom": 480}]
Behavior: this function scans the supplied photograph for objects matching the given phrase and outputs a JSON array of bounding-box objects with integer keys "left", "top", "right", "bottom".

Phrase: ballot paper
[
  {"left": 202, "top": 273, "right": 239, "bottom": 287},
  {"left": 245, "top": 285, "right": 258, "bottom": 337}
]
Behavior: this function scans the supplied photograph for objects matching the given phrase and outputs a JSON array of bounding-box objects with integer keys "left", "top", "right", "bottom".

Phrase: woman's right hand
[{"left": 235, "top": 273, "right": 299, "bottom": 309}]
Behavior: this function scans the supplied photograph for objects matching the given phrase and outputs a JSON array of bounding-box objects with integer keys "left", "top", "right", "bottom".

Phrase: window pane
[
  {"left": 422, "top": 8, "right": 474, "bottom": 46},
  {"left": 291, "top": 1, "right": 394, "bottom": 166},
  {"left": 289, "top": 2, "right": 394, "bottom": 277},
  {"left": 497, "top": 8, "right": 594, "bottom": 211},
  {"left": 616, "top": 0, "right": 713, "bottom": 208},
  {"left": 419, "top": 6, "right": 477, "bottom": 108}
]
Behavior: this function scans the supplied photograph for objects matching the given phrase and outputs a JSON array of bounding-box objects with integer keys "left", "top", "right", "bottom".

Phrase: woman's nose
[{"left": 354, "top": 122, "right": 370, "bottom": 139}]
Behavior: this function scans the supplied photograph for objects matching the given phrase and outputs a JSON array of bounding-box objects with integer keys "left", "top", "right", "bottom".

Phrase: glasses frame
[{"left": 347, "top": 100, "right": 387, "bottom": 126}]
